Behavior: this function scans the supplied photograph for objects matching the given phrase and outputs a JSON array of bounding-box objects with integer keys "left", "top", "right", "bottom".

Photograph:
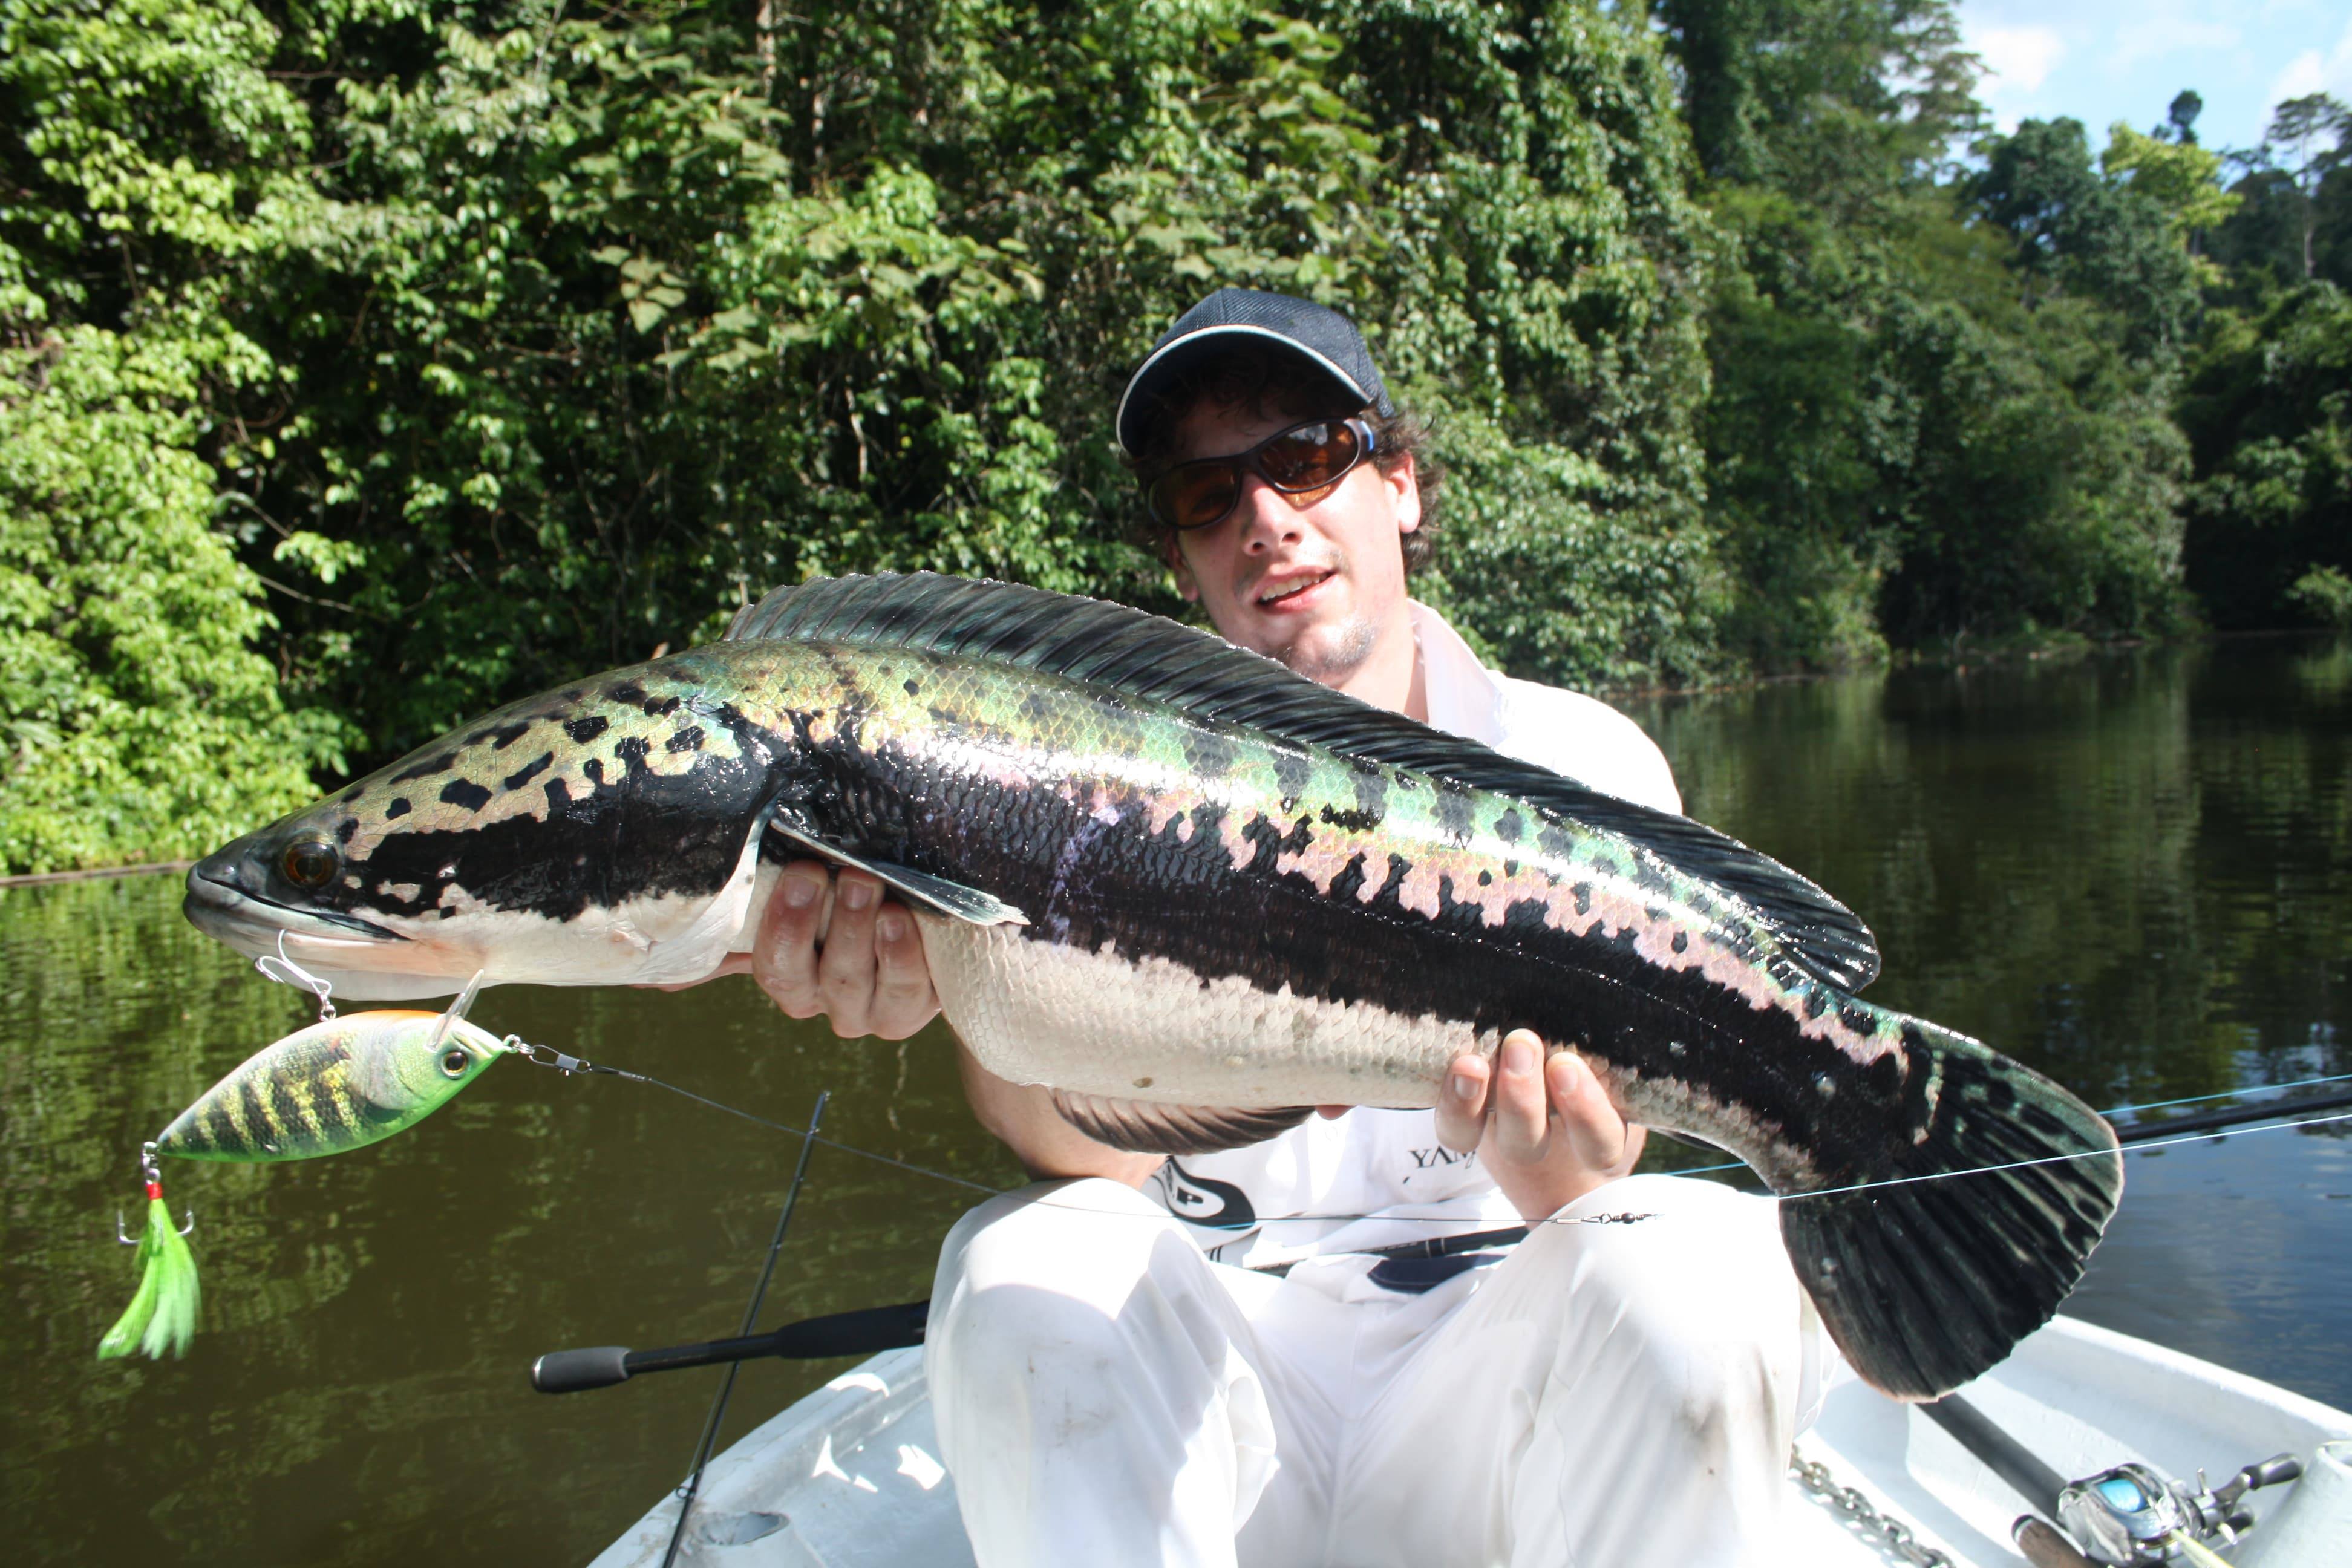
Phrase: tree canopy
[{"left": 3, "top": 0, "right": 2347, "bottom": 872}]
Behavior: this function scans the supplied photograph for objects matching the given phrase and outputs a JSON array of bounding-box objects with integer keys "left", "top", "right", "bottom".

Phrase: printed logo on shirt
[
  {"left": 1405, "top": 1145, "right": 1477, "bottom": 1173},
  {"left": 1149, "top": 1159, "right": 1258, "bottom": 1232}
]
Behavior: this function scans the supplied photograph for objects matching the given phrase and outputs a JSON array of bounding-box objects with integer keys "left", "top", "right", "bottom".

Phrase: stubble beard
[{"left": 1270, "top": 615, "right": 1379, "bottom": 687}]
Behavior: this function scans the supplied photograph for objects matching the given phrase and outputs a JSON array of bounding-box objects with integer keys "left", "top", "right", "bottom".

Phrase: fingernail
[
  {"left": 842, "top": 880, "right": 875, "bottom": 912},
  {"left": 1501, "top": 1036, "right": 1535, "bottom": 1076},
  {"left": 1449, "top": 1069, "right": 1480, "bottom": 1102},
  {"left": 877, "top": 910, "right": 905, "bottom": 942},
  {"left": 782, "top": 875, "right": 818, "bottom": 909}
]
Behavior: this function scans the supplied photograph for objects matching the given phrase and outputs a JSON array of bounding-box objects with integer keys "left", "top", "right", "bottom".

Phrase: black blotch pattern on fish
[
  {"left": 1319, "top": 803, "right": 1380, "bottom": 833},
  {"left": 491, "top": 721, "right": 533, "bottom": 750},
  {"left": 1271, "top": 750, "right": 1313, "bottom": 802},
  {"left": 565, "top": 716, "right": 610, "bottom": 743},
  {"left": 441, "top": 779, "right": 492, "bottom": 812},
  {"left": 606, "top": 682, "right": 647, "bottom": 705},
  {"left": 1495, "top": 809, "right": 1524, "bottom": 844},
  {"left": 338, "top": 733, "right": 788, "bottom": 923},
  {"left": 667, "top": 726, "right": 705, "bottom": 753},
  {"left": 1183, "top": 727, "right": 1238, "bottom": 778},
  {"left": 1434, "top": 785, "right": 1477, "bottom": 843},
  {"left": 387, "top": 798, "right": 411, "bottom": 820},
  {"left": 904, "top": 679, "right": 921, "bottom": 697},
  {"left": 644, "top": 695, "right": 681, "bottom": 717},
  {"left": 336, "top": 818, "right": 358, "bottom": 844},
  {"left": 503, "top": 752, "right": 554, "bottom": 791}
]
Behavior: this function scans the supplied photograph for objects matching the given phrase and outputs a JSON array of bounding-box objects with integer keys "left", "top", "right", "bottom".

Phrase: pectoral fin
[
  {"left": 1050, "top": 1090, "right": 1313, "bottom": 1155},
  {"left": 762, "top": 814, "right": 1028, "bottom": 927}
]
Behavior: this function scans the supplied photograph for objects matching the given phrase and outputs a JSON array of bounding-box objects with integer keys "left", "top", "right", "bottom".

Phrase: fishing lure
[{"left": 98, "top": 978, "right": 505, "bottom": 1360}]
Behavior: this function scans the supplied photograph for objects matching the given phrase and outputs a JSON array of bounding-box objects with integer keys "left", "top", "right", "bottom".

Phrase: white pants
[{"left": 927, "top": 1173, "right": 1835, "bottom": 1568}]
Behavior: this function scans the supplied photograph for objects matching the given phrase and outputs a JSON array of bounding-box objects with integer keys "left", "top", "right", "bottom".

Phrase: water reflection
[{"left": 5, "top": 636, "right": 2347, "bottom": 1564}]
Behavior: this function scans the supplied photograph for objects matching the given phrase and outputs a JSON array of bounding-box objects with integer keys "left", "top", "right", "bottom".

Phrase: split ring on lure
[{"left": 99, "top": 978, "right": 503, "bottom": 1361}]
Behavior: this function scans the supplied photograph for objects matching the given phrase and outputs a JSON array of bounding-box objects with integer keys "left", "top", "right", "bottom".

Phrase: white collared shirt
[{"left": 1146, "top": 602, "right": 1683, "bottom": 1261}]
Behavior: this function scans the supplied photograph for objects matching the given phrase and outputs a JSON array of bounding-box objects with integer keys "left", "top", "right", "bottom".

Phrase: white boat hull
[{"left": 590, "top": 1316, "right": 2352, "bottom": 1568}]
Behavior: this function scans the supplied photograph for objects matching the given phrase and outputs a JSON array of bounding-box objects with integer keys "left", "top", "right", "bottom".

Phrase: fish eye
[
  {"left": 281, "top": 840, "right": 339, "bottom": 890},
  {"left": 439, "top": 1047, "right": 472, "bottom": 1078}
]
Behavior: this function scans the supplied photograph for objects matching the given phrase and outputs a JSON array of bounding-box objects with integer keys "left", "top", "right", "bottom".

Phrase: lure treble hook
[{"left": 253, "top": 931, "right": 336, "bottom": 1021}]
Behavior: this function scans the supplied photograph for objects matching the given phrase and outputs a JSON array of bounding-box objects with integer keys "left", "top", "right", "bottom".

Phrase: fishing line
[
  {"left": 1670, "top": 1076, "right": 2352, "bottom": 1178},
  {"left": 2097, "top": 1071, "right": 2352, "bottom": 1119},
  {"left": 1759, "top": 1108, "right": 2352, "bottom": 1207},
  {"left": 501, "top": 1039, "right": 1002, "bottom": 1196}
]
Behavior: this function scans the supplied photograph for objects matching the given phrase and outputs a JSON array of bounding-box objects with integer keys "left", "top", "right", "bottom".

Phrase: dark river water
[{"left": 7, "top": 636, "right": 2348, "bottom": 1565}]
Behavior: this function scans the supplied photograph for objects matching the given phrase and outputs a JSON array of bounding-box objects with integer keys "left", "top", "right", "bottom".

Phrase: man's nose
[{"left": 1233, "top": 473, "right": 1304, "bottom": 553}]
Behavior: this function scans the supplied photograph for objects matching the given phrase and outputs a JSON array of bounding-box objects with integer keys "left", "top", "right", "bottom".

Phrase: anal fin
[
  {"left": 762, "top": 814, "right": 1028, "bottom": 927},
  {"left": 1051, "top": 1090, "right": 1313, "bottom": 1155}
]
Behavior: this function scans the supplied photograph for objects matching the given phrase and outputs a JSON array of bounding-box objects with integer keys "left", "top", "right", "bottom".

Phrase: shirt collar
[{"left": 1408, "top": 601, "right": 1503, "bottom": 748}]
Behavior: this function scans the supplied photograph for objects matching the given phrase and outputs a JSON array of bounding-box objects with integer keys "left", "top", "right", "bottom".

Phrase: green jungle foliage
[{"left": 2, "top": 0, "right": 2347, "bottom": 871}]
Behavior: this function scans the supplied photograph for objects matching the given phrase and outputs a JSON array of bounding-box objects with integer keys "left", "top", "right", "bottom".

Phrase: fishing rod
[{"left": 529, "top": 1086, "right": 2352, "bottom": 1391}]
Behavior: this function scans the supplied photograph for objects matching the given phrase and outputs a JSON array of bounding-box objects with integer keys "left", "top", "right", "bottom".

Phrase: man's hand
[
  {"left": 1433, "top": 1030, "right": 1645, "bottom": 1221},
  {"left": 745, "top": 861, "right": 941, "bottom": 1040}
]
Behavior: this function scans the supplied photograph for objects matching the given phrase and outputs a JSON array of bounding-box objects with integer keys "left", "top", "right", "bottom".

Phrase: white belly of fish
[{"left": 917, "top": 916, "right": 1487, "bottom": 1109}]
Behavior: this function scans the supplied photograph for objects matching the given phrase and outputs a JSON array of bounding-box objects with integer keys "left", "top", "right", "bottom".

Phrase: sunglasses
[{"left": 1142, "top": 417, "right": 1379, "bottom": 531}]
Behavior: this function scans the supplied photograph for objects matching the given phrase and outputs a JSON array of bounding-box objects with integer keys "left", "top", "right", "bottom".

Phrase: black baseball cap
[{"left": 1116, "top": 288, "right": 1395, "bottom": 457}]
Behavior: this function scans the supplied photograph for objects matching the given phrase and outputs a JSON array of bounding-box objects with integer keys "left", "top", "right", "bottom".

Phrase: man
[{"left": 740, "top": 290, "right": 1834, "bottom": 1566}]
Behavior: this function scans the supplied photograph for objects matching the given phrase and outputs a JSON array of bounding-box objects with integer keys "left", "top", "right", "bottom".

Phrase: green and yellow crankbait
[{"left": 99, "top": 979, "right": 506, "bottom": 1360}]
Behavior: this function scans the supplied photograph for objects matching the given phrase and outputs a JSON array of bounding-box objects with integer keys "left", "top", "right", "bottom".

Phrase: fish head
[
  {"left": 185, "top": 655, "right": 791, "bottom": 998},
  {"left": 364, "top": 1014, "right": 509, "bottom": 1111},
  {"left": 183, "top": 790, "right": 463, "bottom": 1001}
]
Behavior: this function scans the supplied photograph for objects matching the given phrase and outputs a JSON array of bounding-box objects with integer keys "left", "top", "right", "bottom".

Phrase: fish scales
[{"left": 185, "top": 573, "right": 2122, "bottom": 1400}]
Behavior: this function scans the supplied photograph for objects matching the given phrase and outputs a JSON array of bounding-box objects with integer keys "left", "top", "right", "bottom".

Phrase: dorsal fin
[{"left": 729, "top": 575, "right": 1880, "bottom": 990}]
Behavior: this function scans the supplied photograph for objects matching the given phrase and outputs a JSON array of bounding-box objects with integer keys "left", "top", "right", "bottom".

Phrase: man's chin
[{"left": 1266, "top": 617, "right": 1379, "bottom": 686}]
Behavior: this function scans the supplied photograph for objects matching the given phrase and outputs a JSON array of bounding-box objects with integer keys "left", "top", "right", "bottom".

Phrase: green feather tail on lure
[
  {"left": 97, "top": 1191, "right": 200, "bottom": 1361},
  {"left": 98, "top": 976, "right": 502, "bottom": 1361}
]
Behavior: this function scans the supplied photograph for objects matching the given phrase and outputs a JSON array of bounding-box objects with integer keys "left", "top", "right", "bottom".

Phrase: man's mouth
[{"left": 1255, "top": 568, "right": 1335, "bottom": 607}]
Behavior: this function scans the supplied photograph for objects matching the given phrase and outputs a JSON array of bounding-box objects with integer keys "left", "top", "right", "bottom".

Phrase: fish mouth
[
  {"left": 185, "top": 866, "right": 472, "bottom": 1000},
  {"left": 183, "top": 862, "right": 401, "bottom": 944}
]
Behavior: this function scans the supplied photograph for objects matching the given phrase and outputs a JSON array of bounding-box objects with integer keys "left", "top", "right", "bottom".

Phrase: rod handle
[
  {"left": 532, "top": 1345, "right": 633, "bottom": 1394},
  {"left": 2013, "top": 1516, "right": 2096, "bottom": 1568}
]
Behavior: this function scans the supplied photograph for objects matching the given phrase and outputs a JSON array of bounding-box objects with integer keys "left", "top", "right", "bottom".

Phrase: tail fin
[{"left": 1780, "top": 1020, "right": 2122, "bottom": 1400}]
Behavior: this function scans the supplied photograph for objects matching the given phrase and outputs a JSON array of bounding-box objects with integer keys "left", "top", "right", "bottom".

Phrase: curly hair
[{"left": 1120, "top": 342, "right": 1442, "bottom": 575}]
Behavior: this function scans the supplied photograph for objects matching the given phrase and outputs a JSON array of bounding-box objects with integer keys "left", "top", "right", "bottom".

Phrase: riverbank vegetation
[{"left": 4, "top": 0, "right": 2348, "bottom": 871}]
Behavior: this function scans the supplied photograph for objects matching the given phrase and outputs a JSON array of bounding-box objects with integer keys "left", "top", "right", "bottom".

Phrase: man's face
[{"left": 1165, "top": 399, "right": 1421, "bottom": 691}]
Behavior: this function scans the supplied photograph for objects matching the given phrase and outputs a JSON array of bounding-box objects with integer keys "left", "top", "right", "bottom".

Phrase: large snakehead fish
[{"left": 186, "top": 573, "right": 2122, "bottom": 1399}]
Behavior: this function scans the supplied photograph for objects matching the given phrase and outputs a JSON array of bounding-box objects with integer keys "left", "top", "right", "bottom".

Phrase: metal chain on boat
[{"left": 1790, "top": 1448, "right": 1957, "bottom": 1568}]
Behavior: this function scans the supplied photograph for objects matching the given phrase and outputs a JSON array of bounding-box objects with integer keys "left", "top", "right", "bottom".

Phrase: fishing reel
[{"left": 2052, "top": 1452, "right": 2303, "bottom": 1565}]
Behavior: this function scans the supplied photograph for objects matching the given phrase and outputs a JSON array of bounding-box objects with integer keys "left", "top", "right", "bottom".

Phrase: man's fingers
[
  {"left": 1546, "top": 1049, "right": 1638, "bottom": 1174},
  {"left": 814, "top": 871, "right": 885, "bottom": 1036},
  {"left": 751, "top": 863, "right": 831, "bottom": 1017},
  {"left": 866, "top": 904, "right": 942, "bottom": 1040},
  {"left": 1434, "top": 1053, "right": 1489, "bottom": 1152},
  {"left": 1491, "top": 1030, "right": 1551, "bottom": 1164}
]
